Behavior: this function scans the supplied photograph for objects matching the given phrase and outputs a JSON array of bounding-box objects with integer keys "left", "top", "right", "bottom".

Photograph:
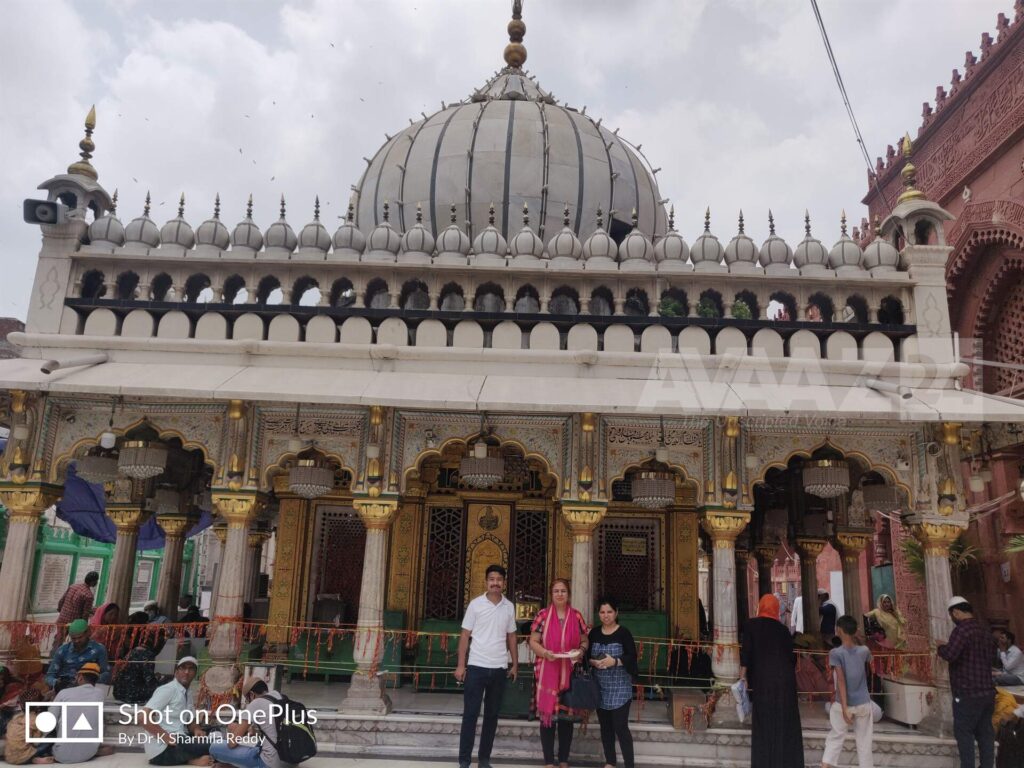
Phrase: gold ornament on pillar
[
  {"left": 835, "top": 532, "right": 872, "bottom": 565},
  {"left": 226, "top": 453, "right": 244, "bottom": 491},
  {"left": 0, "top": 483, "right": 62, "bottom": 523},
  {"left": 354, "top": 497, "right": 399, "bottom": 530},
  {"left": 700, "top": 509, "right": 750, "bottom": 548},
  {"left": 212, "top": 492, "right": 265, "bottom": 529},
  {"left": 937, "top": 476, "right": 958, "bottom": 517},
  {"left": 107, "top": 507, "right": 149, "bottom": 532},
  {"left": 227, "top": 400, "right": 245, "bottom": 420},
  {"left": 562, "top": 503, "right": 607, "bottom": 542},
  {"left": 159, "top": 515, "right": 191, "bottom": 538},
  {"left": 911, "top": 521, "right": 964, "bottom": 557},
  {"left": 796, "top": 536, "right": 827, "bottom": 560},
  {"left": 940, "top": 422, "right": 962, "bottom": 446},
  {"left": 9, "top": 390, "right": 28, "bottom": 415}
]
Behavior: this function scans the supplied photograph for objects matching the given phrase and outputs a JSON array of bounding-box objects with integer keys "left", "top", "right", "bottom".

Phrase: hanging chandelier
[
  {"left": 76, "top": 452, "right": 119, "bottom": 484},
  {"left": 861, "top": 482, "right": 899, "bottom": 512},
  {"left": 460, "top": 442, "right": 505, "bottom": 489},
  {"left": 802, "top": 459, "right": 850, "bottom": 499},
  {"left": 631, "top": 470, "right": 676, "bottom": 510},
  {"left": 148, "top": 488, "right": 182, "bottom": 515},
  {"left": 118, "top": 440, "right": 168, "bottom": 480},
  {"left": 289, "top": 458, "right": 335, "bottom": 499}
]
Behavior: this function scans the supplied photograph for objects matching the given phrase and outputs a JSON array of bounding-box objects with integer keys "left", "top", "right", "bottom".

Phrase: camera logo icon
[{"left": 26, "top": 702, "right": 104, "bottom": 744}]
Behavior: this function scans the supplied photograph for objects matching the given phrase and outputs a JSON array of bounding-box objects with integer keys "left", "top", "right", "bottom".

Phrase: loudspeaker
[{"left": 23, "top": 199, "right": 66, "bottom": 225}]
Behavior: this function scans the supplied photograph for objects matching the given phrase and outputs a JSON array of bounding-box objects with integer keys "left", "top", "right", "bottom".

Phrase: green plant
[
  {"left": 1005, "top": 535, "right": 1024, "bottom": 554},
  {"left": 900, "top": 534, "right": 979, "bottom": 582},
  {"left": 731, "top": 298, "right": 753, "bottom": 320},
  {"left": 658, "top": 297, "right": 684, "bottom": 317},
  {"left": 696, "top": 296, "right": 720, "bottom": 319}
]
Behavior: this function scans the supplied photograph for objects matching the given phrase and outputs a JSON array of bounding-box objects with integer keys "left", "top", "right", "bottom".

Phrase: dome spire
[
  {"left": 738, "top": 210, "right": 745, "bottom": 235},
  {"left": 504, "top": 0, "right": 527, "bottom": 69},
  {"left": 489, "top": 202, "right": 496, "bottom": 226},
  {"left": 417, "top": 202, "right": 424, "bottom": 224},
  {"left": 177, "top": 193, "right": 186, "bottom": 218},
  {"left": 768, "top": 209, "right": 776, "bottom": 235},
  {"left": 279, "top": 194, "right": 287, "bottom": 220},
  {"left": 68, "top": 105, "right": 98, "bottom": 180},
  {"left": 110, "top": 189, "right": 118, "bottom": 215},
  {"left": 450, "top": 202, "right": 457, "bottom": 224},
  {"left": 314, "top": 195, "right": 321, "bottom": 221},
  {"left": 703, "top": 207, "right": 711, "bottom": 233},
  {"left": 840, "top": 209, "right": 848, "bottom": 237},
  {"left": 804, "top": 209, "right": 811, "bottom": 237},
  {"left": 246, "top": 194, "right": 254, "bottom": 219},
  {"left": 596, "top": 205, "right": 604, "bottom": 229},
  {"left": 213, "top": 193, "right": 221, "bottom": 220},
  {"left": 522, "top": 201, "right": 530, "bottom": 227},
  {"left": 897, "top": 132, "right": 925, "bottom": 203},
  {"left": 143, "top": 191, "right": 152, "bottom": 218},
  {"left": 382, "top": 200, "right": 391, "bottom": 223},
  {"left": 346, "top": 196, "right": 355, "bottom": 223},
  {"left": 668, "top": 205, "right": 675, "bottom": 231},
  {"left": 563, "top": 203, "right": 571, "bottom": 227}
]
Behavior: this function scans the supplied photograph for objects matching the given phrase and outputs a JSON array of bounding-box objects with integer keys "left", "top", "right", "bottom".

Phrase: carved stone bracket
[
  {"left": 353, "top": 496, "right": 400, "bottom": 531},
  {"left": 0, "top": 482, "right": 63, "bottom": 523},
  {"left": 212, "top": 491, "right": 267, "bottom": 529},
  {"left": 700, "top": 508, "right": 750, "bottom": 548},
  {"left": 560, "top": 501, "right": 608, "bottom": 541},
  {"left": 107, "top": 506, "right": 152, "bottom": 532},
  {"left": 158, "top": 515, "right": 191, "bottom": 538},
  {"left": 247, "top": 530, "right": 271, "bottom": 549},
  {"left": 911, "top": 521, "right": 966, "bottom": 556},
  {"left": 795, "top": 536, "right": 828, "bottom": 560}
]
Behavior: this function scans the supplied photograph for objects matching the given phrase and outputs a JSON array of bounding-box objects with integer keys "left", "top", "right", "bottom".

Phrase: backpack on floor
[{"left": 258, "top": 693, "right": 317, "bottom": 764}]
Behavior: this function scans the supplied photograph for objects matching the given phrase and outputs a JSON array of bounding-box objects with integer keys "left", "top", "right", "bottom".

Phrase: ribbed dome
[
  {"left": 354, "top": 71, "right": 666, "bottom": 249},
  {"left": 332, "top": 201, "right": 365, "bottom": 255},
  {"left": 366, "top": 202, "right": 401, "bottom": 256},
  {"left": 618, "top": 211, "right": 653, "bottom": 262},
  {"left": 793, "top": 212, "right": 828, "bottom": 270},
  {"left": 196, "top": 195, "right": 230, "bottom": 249},
  {"left": 265, "top": 196, "right": 297, "bottom": 251},
  {"left": 232, "top": 196, "right": 264, "bottom": 250},
  {"left": 89, "top": 190, "right": 124, "bottom": 246},
  {"left": 298, "top": 197, "right": 331, "bottom": 253},
  {"left": 690, "top": 210, "right": 724, "bottom": 265},
  {"left": 508, "top": 204, "right": 545, "bottom": 258},
  {"left": 653, "top": 207, "right": 688, "bottom": 263},
  {"left": 863, "top": 223, "right": 900, "bottom": 272},
  {"left": 400, "top": 204, "right": 436, "bottom": 256},
  {"left": 472, "top": 204, "right": 508, "bottom": 256},
  {"left": 759, "top": 211, "right": 792, "bottom": 268},
  {"left": 582, "top": 209, "right": 617, "bottom": 262},
  {"left": 160, "top": 195, "right": 195, "bottom": 249},
  {"left": 547, "top": 206, "right": 583, "bottom": 260},
  {"left": 828, "top": 214, "right": 863, "bottom": 269},
  {"left": 724, "top": 212, "right": 757, "bottom": 266},
  {"left": 124, "top": 192, "right": 160, "bottom": 248}
]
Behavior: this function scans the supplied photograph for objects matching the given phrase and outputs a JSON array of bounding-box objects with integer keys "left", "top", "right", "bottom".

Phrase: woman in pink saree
[{"left": 529, "top": 579, "right": 589, "bottom": 768}]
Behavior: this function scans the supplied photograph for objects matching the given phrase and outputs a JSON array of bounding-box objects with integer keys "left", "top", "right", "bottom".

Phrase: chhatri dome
[{"left": 354, "top": 1, "right": 667, "bottom": 246}]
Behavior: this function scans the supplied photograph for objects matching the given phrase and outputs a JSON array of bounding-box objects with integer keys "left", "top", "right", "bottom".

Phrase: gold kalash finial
[
  {"left": 68, "top": 105, "right": 99, "bottom": 180},
  {"left": 897, "top": 132, "right": 925, "bottom": 204},
  {"left": 504, "top": 0, "right": 527, "bottom": 69}
]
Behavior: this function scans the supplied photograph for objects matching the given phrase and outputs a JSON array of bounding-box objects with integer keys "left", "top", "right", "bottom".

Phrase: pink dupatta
[{"left": 531, "top": 604, "right": 586, "bottom": 726}]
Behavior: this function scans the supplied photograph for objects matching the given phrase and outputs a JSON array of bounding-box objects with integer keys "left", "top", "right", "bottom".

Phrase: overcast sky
[{"left": 0, "top": 0, "right": 1011, "bottom": 319}]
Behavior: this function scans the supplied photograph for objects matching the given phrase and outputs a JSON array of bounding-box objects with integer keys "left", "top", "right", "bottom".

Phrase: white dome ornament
[
  {"left": 364, "top": 201, "right": 402, "bottom": 263},
  {"left": 793, "top": 210, "right": 829, "bottom": 274},
  {"left": 435, "top": 203, "right": 471, "bottom": 265},
  {"left": 654, "top": 205, "right": 690, "bottom": 273},
  {"left": 264, "top": 195, "right": 298, "bottom": 259},
  {"left": 399, "top": 202, "right": 435, "bottom": 264},
  {"left": 862, "top": 214, "right": 899, "bottom": 273},
  {"left": 828, "top": 210, "right": 865, "bottom": 275},
  {"left": 582, "top": 206, "right": 617, "bottom": 269},
  {"left": 618, "top": 208, "right": 654, "bottom": 270},
  {"left": 690, "top": 208, "right": 725, "bottom": 273},
  {"left": 231, "top": 195, "right": 264, "bottom": 253},
  {"left": 331, "top": 198, "right": 365, "bottom": 262},
  {"left": 195, "top": 193, "right": 230, "bottom": 253},
  {"left": 725, "top": 210, "right": 759, "bottom": 273},
  {"left": 160, "top": 193, "right": 196, "bottom": 252},
  {"left": 124, "top": 191, "right": 161, "bottom": 250},
  {"left": 88, "top": 188, "right": 125, "bottom": 248},
  {"left": 547, "top": 204, "right": 583, "bottom": 269},
  {"left": 509, "top": 202, "right": 545, "bottom": 267},
  {"left": 297, "top": 196, "right": 331, "bottom": 257},
  {"left": 759, "top": 210, "right": 792, "bottom": 275},
  {"left": 471, "top": 202, "right": 508, "bottom": 266}
]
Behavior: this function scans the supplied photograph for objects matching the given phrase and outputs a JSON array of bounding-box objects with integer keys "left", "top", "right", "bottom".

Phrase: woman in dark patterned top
[{"left": 588, "top": 598, "right": 637, "bottom": 768}]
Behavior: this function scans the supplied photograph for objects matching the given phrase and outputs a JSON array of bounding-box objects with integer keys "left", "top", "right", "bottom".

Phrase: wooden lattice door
[
  {"left": 315, "top": 508, "right": 366, "bottom": 624},
  {"left": 597, "top": 517, "right": 662, "bottom": 611},
  {"left": 423, "top": 506, "right": 465, "bottom": 619}
]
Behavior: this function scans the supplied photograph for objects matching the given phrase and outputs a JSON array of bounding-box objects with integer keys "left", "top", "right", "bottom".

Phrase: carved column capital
[
  {"left": 158, "top": 515, "right": 191, "bottom": 538},
  {"left": 700, "top": 508, "right": 750, "bottom": 548},
  {"left": 560, "top": 501, "right": 607, "bottom": 541},
  {"left": 213, "top": 525, "right": 228, "bottom": 545},
  {"left": 247, "top": 531, "right": 271, "bottom": 549},
  {"left": 795, "top": 536, "right": 828, "bottom": 560},
  {"left": 754, "top": 544, "right": 778, "bottom": 563},
  {"left": 107, "top": 505, "right": 151, "bottom": 532},
  {"left": 911, "top": 521, "right": 965, "bottom": 556},
  {"left": 0, "top": 482, "right": 62, "bottom": 523},
  {"left": 212, "top": 491, "right": 266, "bottom": 528},
  {"left": 353, "top": 496, "right": 399, "bottom": 530},
  {"left": 834, "top": 531, "right": 873, "bottom": 564}
]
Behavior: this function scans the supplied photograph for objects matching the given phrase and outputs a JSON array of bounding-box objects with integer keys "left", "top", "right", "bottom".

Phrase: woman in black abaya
[{"left": 739, "top": 593, "right": 805, "bottom": 768}]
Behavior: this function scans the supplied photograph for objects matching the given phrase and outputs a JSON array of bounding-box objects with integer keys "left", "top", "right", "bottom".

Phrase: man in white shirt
[
  {"left": 139, "top": 657, "right": 212, "bottom": 766},
  {"left": 994, "top": 629, "right": 1024, "bottom": 686},
  {"left": 791, "top": 595, "right": 804, "bottom": 635},
  {"left": 455, "top": 564, "right": 518, "bottom": 768},
  {"left": 34, "top": 662, "right": 113, "bottom": 765}
]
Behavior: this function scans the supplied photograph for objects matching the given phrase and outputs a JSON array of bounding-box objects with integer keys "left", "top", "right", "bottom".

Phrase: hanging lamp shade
[
  {"left": 802, "top": 459, "right": 850, "bottom": 499},
  {"left": 289, "top": 458, "right": 334, "bottom": 499},
  {"left": 117, "top": 440, "right": 168, "bottom": 480},
  {"left": 631, "top": 470, "right": 676, "bottom": 510},
  {"left": 76, "top": 454, "right": 119, "bottom": 484},
  {"left": 459, "top": 442, "right": 505, "bottom": 488}
]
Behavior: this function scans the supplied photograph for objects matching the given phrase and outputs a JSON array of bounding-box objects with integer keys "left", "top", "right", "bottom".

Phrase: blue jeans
[
  {"left": 210, "top": 739, "right": 265, "bottom": 768},
  {"left": 458, "top": 665, "right": 508, "bottom": 767},
  {"left": 952, "top": 693, "right": 995, "bottom": 768}
]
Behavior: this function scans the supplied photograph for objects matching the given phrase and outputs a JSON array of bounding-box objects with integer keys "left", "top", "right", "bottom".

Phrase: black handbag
[{"left": 560, "top": 664, "right": 601, "bottom": 711}]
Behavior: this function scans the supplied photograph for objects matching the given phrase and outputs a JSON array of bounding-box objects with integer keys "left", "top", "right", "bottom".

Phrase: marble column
[
  {"left": 342, "top": 496, "right": 399, "bottom": 715},
  {"left": 205, "top": 491, "right": 264, "bottom": 696},
  {"left": 754, "top": 545, "right": 775, "bottom": 601},
  {"left": 154, "top": 516, "right": 190, "bottom": 622},
  {"left": 106, "top": 506, "right": 152, "bottom": 614},
  {"left": 561, "top": 502, "right": 608, "bottom": 627},
  {"left": 0, "top": 484, "right": 63, "bottom": 659},
  {"left": 243, "top": 531, "right": 268, "bottom": 605},
  {"left": 795, "top": 537, "right": 827, "bottom": 635},
  {"left": 735, "top": 548, "right": 750, "bottom": 623},
  {"left": 913, "top": 521, "right": 963, "bottom": 738},
  {"left": 208, "top": 526, "right": 227, "bottom": 618},
  {"left": 700, "top": 509, "right": 750, "bottom": 683},
  {"left": 834, "top": 531, "right": 871, "bottom": 623}
]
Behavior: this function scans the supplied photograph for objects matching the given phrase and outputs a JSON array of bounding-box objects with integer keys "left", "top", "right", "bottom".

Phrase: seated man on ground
[
  {"left": 210, "top": 676, "right": 295, "bottom": 768},
  {"left": 138, "top": 657, "right": 211, "bottom": 767},
  {"left": 993, "top": 629, "right": 1024, "bottom": 687},
  {"left": 46, "top": 621, "right": 110, "bottom": 693},
  {"left": 34, "top": 662, "right": 114, "bottom": 764}
]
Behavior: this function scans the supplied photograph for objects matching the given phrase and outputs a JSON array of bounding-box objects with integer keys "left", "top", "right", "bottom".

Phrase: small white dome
[
  {"left": 690, "top": 209, "right": 723, "bottom": 264},
  {"left": 366, "top": 202, "right": 402, "bottom": 255},
  {"left": 400, "top": 205, "right": 436, "bottom": 255},
  {"left": 332, "top": 201, "right": 366, "bottom": 254},
  {"left": 863, "top": 227, "right": 900, "bottom": 272},
  {"left": 828, "top": 213, "right": 863, "bottom": 269},
  {"left": 547, "top": 206, "right": 583, "bottom": 259},
  {"left": 195, "top": 195, "right": 230, "bottom": 250},
  {"left": 793, "top": 212, "right": 828, "bottom": 269},
  {"left": 89, "top": 191, "right": 124, "bottom": 246},
  {"left": 160, "top": 194, "right": 195, "bottom": 249},
  {"left": 653, "top": 207, "right": 688, "bottom": 262},
  {"left": 124, "top": 192, "right": 160, "bottom": 248},
  {"left": 758, "top": 211, "right": 791, "bottom": 267},
  {"left": 231, "top": 196, "right": 263, "bottom": 250},
  {"left": 265, "top": 196, "right": 297, "bottom": 251},
  {"left": 472, "top": 205, "right": 508, "bottom": 256},
  {"left": 618, "top": 211, "right": 653, "bottom": 262},
  {"left": 436, "top": 204, "right": 471, "bottom": 256},
  {"left": 724, "top": 212, "right": 757, "bottom": 265},
  {"left": 298, "top": 197, "right": 331, "bottom": 252},
  {"left": 581, "top": 209, "right": 616, "bottom": 261},
  {"left": 508, "top": 205, "right": 545, "bottom": 258}
]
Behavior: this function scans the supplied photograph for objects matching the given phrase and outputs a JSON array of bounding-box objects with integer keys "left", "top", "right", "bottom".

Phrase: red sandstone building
[{"left": 863, "top": 1, "right": 1024, "bottom": 638}]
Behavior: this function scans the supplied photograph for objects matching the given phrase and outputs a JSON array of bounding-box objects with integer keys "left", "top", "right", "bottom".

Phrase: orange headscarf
[{"left": 757, "top": 593, "right": 780, "bottom": 621}]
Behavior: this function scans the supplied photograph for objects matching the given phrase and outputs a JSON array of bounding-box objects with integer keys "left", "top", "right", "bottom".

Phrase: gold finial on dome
[
  {"left": 897, "top": 132, "right": 925, "bottom": 203},
  {"left": 504, "top": 0, "right": 527, "bottom": 69},
  {"left": 68, "top": 105, "right": 99, "bottom": 180}
]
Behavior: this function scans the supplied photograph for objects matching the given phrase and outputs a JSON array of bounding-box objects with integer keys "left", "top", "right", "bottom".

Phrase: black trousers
[
  {"left": 597, "top": 701, "right": 634, "bottom": 768},
  {"left": 458, "top": 665, "right": 507, "bottom": 767},
  {"left": 539, "top": 719, "right": 574, "bottom": 764},
  {"left": 952, "top": 693, "right": 995, "bottom": 768}
]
